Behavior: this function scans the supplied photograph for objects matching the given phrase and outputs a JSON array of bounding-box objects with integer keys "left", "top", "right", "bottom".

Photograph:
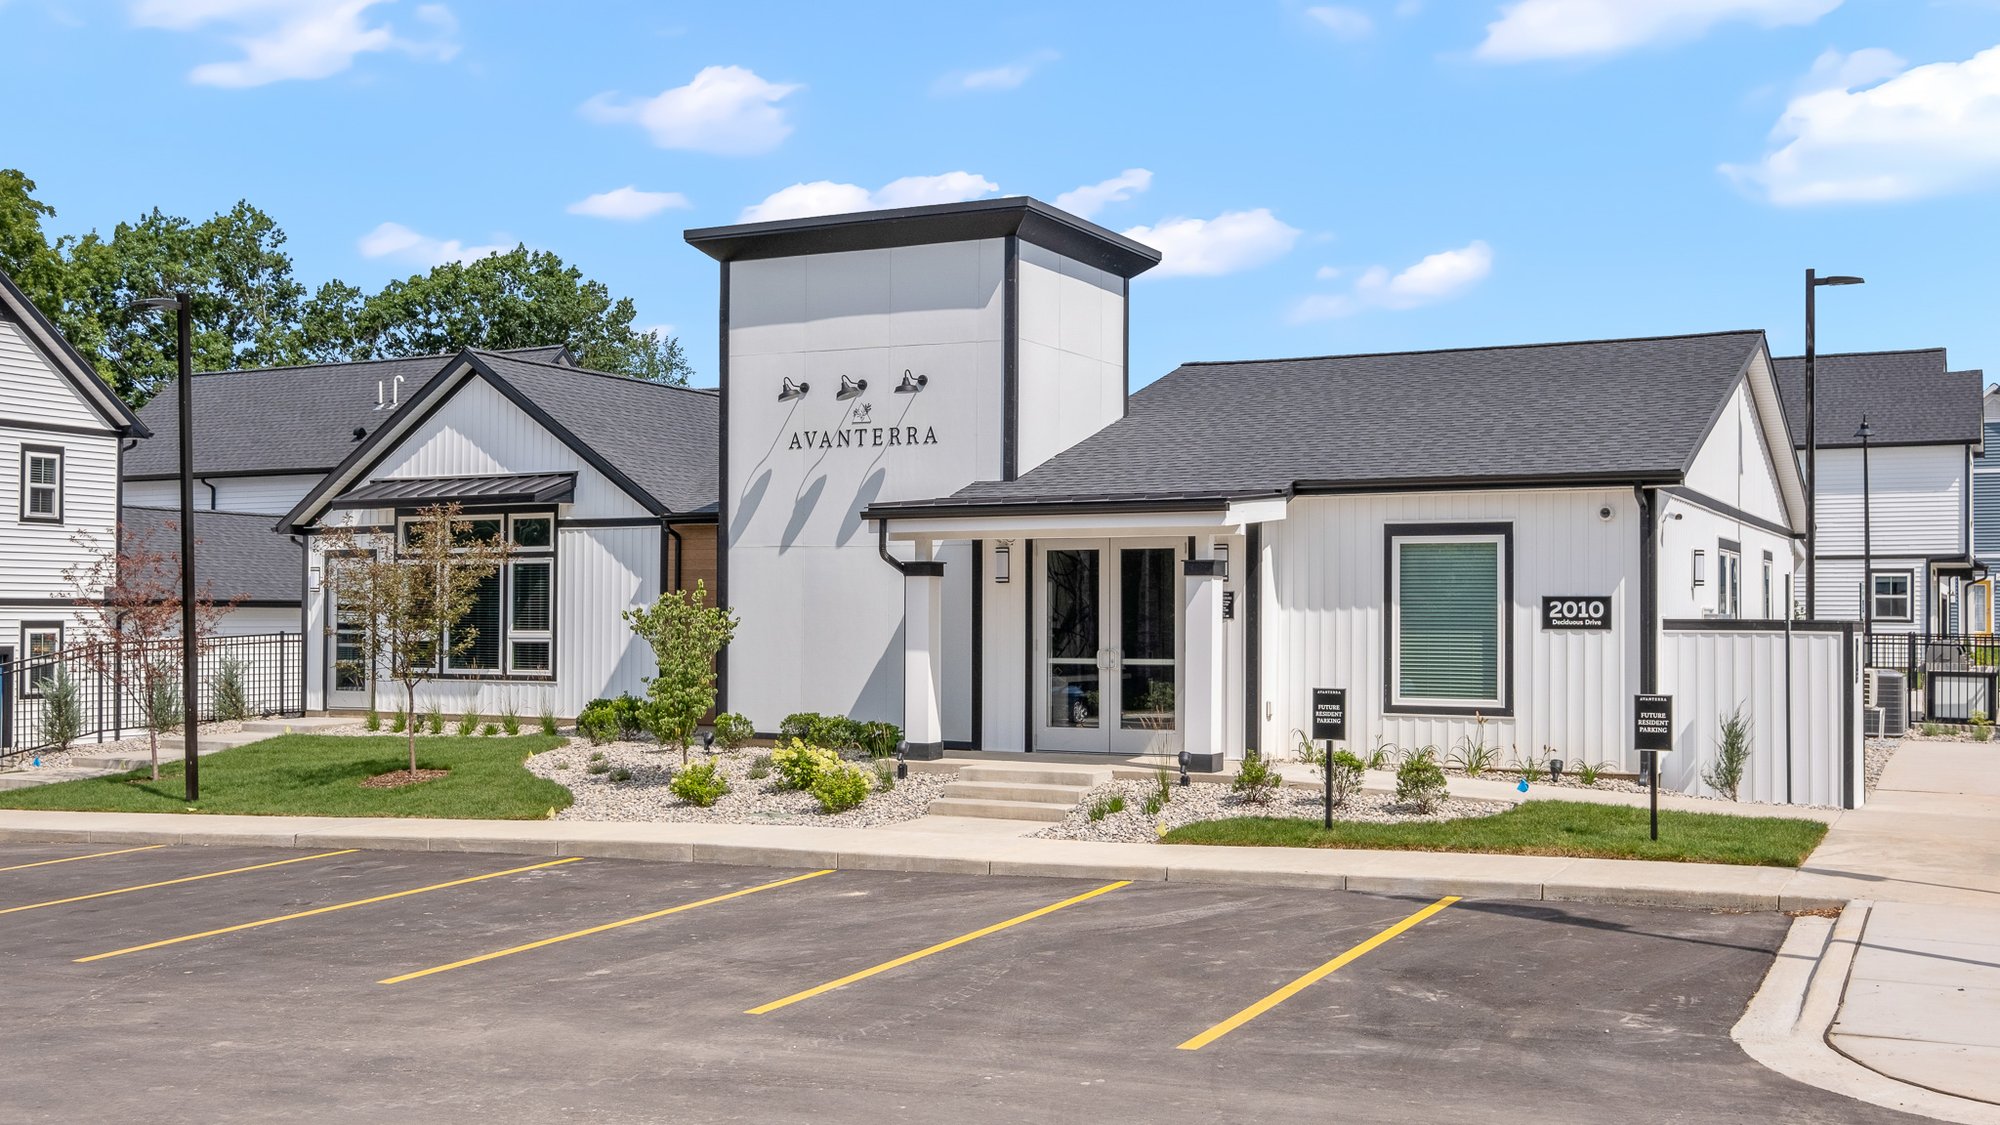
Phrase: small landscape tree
[
  {"left": 320, "top": 503, "right": 511, "bottom": 777},
  {"left": 63, "top": 523, "right": 235, "bottom": 780},
  {"left": 623, "top": 580, "right": 737, "bottom": 764}
]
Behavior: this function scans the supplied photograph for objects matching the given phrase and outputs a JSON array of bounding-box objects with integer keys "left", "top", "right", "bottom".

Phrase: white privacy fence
[{"left": 1658, "top": 621, "right": 1862, "bottom": 808}]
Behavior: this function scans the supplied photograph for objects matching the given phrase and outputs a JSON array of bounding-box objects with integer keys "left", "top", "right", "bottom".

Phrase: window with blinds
[
  {"left": 1393, "top": 536, "right": 1504, "bottom": 707},
  {"left": 22, "top": 448, "right": 61, "bottom": 522}
]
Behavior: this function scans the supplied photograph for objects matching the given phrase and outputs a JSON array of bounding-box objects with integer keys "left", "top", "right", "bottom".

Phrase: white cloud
[
  {"left": 358, "top": 221, "right": 508, "bottom": 266},
  {"left": 1314, "top": 265, "right": 1343, "bottom": 281},
  {"left": 129, "top": 0, "right": 459, "bottom": 88},
  {"left": 936, "top": 49, "right": 1059, "bottom": 93},
  {"left": 1053, "top": 169, "right": 1153, "bottom": 219},
  {"left": 739, "top": 172, "right": 999, "bottom": 223},
  {"left": 1306, "top": 5, "right": 1374, "bottom": 39},
  {"left": 565, "top": 186, "right": 692, "bottom": 221},
  {"left": 1475, "top": 0, "right": 1839, "bottom": 62},
  {"left": 1122, "top": 209, "right": 1301, "bottom": 279},
  {"left": 1290, "top": 240, "right": 1493, "bottom": 320},
  {"left": 1723, "top": 45, "right": 2000, "bottom": 205},
  {"left": 583, "top": 65, "right": 800, "bottom": 156}
]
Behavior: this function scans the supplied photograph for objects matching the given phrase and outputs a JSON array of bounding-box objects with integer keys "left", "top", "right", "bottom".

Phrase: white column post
[
  {"left": 902, "top": 540, "right": 946, "bottom": 760},
  {"left": 1182, "top": 537, "right": 1227, "bottom": 772}
]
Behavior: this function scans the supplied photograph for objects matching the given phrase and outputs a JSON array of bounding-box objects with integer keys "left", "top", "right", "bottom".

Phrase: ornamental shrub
[
  {"left": 858, "top": 720, "right": 902, "bottom": 758},
  {"left": 38, "top": 664, "right": 83, "bottom": 751},
  {"left": 779, "top": 712, "right": 866, "bottom": 752},
  {"left": 211, "top": 658, "right": 248, "bottom": 723},
  {"left": 671, "top": 760, "right": 730, "bottom": 807},
  {"left": 810, "top": 762, "right": 873, "bottom": 813},
  {"left": 1328, "top": 750, "right": 1365, "bottom": 808},
  {"left": 578, "top": 699, "right": 621, "bottom": 745},
  {"left": 1702, "top": 705, "right": 1753, "bottom": 800},
  {"left": 771, "top": 739, "right": 842, "bottom": 791},
  {"left": 1231, "top": 754, "right": 1282, "bottom": 804},
  {"left": 1395, "top": 752, "right": 1448, "bottom": 813},
  {"left": 711, "top": 712, "right": 755, "bottom": 750}
]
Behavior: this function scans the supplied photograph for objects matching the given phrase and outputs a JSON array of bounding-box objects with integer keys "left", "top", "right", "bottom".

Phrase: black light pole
[
  {"left": 1804, "top": 270, "right": 1866, "bottom": 619},
  {"left": 130, "top": 292, "right": 199, "bottom": 801},
  {"left": 1857, "top": 416, "right": 1875, "bottom": 641}
]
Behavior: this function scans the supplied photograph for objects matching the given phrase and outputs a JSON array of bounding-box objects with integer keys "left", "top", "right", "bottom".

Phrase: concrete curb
[
  {"left": 1733, "top": 902, "right": 2000, "bottom": 1124},
  {"left": 0, "top": 809, "right": 1830, "bottom": 914}
]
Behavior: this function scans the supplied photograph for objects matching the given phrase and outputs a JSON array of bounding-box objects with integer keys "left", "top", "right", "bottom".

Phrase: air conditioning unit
[{"left": 1864, "top": 669, "right": 1909, "bottom": 738}]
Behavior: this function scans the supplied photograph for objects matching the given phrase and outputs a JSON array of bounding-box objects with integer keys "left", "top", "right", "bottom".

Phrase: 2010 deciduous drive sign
[{"left": 1542, "top": 595, "right": 1612, "bottom": 630}]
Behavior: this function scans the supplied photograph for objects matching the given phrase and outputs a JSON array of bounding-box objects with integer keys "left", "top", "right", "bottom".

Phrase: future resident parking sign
[
  {"left": 1312, "top": 688, "right": 1347, "bottom": 742},
  {"left": 1633, "top": 694, "right": 1674, "bottom": 752}
]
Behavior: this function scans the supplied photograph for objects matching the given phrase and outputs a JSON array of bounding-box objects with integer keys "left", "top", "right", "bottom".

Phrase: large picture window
[
  {"left": 406, "top": 511, "right": 556, "bottom": 678},
  {"left": 1388, "top": 526, "right": 1510, "bottom": 713},
  {"left": 21, "top": 447, "right": 61, "bottom": 523}
]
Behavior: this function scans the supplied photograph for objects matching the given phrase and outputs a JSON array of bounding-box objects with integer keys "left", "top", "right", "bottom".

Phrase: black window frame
[
  {"left": 396, "top": 509, "right": 558, "bottom": 683},
  {"left": 1382, "top": 521, "right": 1515, "bottom": 718}
]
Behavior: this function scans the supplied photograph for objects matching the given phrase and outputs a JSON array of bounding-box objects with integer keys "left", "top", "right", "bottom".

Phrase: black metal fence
[
  {"left": 1, "top": 632, "right": 303, "bottom": 759},
  {"left": 1863, "top": 631, "right": 2000, "bottom": 723}
]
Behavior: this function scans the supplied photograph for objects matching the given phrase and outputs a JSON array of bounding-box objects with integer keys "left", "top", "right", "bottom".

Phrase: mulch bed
[{"left": 360, "top": 768, "right": 450, "bottom": 789}]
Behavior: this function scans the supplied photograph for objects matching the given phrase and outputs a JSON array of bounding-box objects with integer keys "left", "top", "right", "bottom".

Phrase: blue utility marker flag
[{"left": 1516, "top": 779, "right": 1530, "bottom": 793}]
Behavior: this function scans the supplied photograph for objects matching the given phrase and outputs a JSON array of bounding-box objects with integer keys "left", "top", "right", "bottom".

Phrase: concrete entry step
[
  {"left": 0, "top": 766, "right": 117, "bottom": 790},
  {"left": 950, "top": 763, "right": 1113, "bottom": 788},
  {"left": 924, "top": 797, "right": 1078, "bottom": 823},
  {"left": 941, "top": 780, "right": 1097, "bottom": 804},
  {"left": 241, "top": 717, "right": 352, "bottom": 735}
]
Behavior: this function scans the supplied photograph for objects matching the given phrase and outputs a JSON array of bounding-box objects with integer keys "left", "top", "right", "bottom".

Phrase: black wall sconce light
[
  {"left": 894, "top": 369, "right": 928, "bottom": 394},
  {"left": 994, "top": 540, "right": 1012, "bottom": 583},
  {"left": 778, "top": 377, "right": 810, "bottom": 402},
  {"left": 1693, "top": 549, "right": 1706, "bottom": 588},
  {"left": 838, "top": 375, "right": 867, "bottom": 400}
]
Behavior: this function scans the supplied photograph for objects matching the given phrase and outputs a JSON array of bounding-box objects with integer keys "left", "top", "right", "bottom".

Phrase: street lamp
[
  {"left": 128, "top": 292, "right": 199, "bottom": 802},
  {"left": 1804, "top": 270, "right": 1866, "bottom": 619},
  {"left": 1857, "top": 416, "right": 1875, "bottom": 642}
]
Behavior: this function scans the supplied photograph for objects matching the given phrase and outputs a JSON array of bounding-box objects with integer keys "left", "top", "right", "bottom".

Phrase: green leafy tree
[
  {"left": 320, "top": 504, "right": 512, "bottom": 777},
  {"left": 307, "top": 245, "right": 691, "bottom": 383},
  {"left": 623, "top": 581, "right": 737, "bottom": 763}
]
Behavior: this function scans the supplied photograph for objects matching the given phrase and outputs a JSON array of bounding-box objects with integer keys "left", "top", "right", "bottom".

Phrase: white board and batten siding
[
  {"left": 1259, "top": 488, "right": 1643, "bottom": 771},
  {"left": 303, "top": 374, "right": 663, "bottom": 718},
  {"left": 1662, "top": 373, "right": 1800, "bottom": 621},
  {"left": 1014, "top": 242, "right": 1126, "bottom": 476},
  {"left": 0, "top": 317, "right": 124, "bottom": 647},
  {"left": 1659, "top": 624, "right": 1860, "bottom": 807}
]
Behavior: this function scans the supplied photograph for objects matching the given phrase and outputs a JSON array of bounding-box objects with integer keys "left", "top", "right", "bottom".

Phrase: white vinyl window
[
  {"left": 1762, "top": 553, "right": 1775, "bottom": 619},
  {"left": 22, "top": 448, "right": 61, "bottom": 522},
  {"left": 1871, "top": 572, "right": 1913, "bottom": 623},
  {"left": 22, "top": 624, "right": 61, "bottom": 696},
  {"left": 1718, "top": 548, "right": 1742, "bottom": 619},
  {"left": 1390, "top": 532, "right": 1507, "bottom": 710}
]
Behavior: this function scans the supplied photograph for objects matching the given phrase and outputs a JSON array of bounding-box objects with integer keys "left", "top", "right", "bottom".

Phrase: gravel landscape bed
[
  {"left": 1036, "top": 778, "right": 1510, "bottom": 843},
  {"left": 527, "top": 740, "right": 949, "bottom": 826}
]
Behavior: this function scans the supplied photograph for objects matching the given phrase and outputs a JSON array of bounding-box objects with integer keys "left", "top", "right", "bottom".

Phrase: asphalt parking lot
[{"left": 0, "top": 842, "right": 1924, "bottom": 1124}]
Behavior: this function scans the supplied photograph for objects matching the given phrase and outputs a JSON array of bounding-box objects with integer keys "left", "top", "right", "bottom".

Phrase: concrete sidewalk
[{"left": 0, "top": 806, "right": 1849, "bottom": 912}]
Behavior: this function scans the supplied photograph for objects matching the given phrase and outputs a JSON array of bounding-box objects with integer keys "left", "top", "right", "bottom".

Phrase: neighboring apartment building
[
  {"left": 0, "top": 269, "right": 151, "bottom": 728},
  {"left": 1773, "top": 349, "right": 1985, "bottom": 634},
  {"left": 1968, "top": 385, "right": 2000, "bottom": 634}
]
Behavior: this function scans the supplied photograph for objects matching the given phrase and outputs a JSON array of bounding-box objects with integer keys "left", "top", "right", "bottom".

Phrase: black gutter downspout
[
  {"left": 1637, "top": 485, "right": 1659, "bottom": 785},
  {"left": 663, "top": 520, "right": 683, "bottom": 594},
  {"left": 877, "top": 519, "right": 909, "bottom": 575},
  {"left": 200, "top": 477, "right": 218, "bottom": 511}
]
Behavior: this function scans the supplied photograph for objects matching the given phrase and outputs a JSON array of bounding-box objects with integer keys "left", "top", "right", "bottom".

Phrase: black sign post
[
  {"left": 1312, "top": 689, "right": 1346, "bottom": 829},
  {"left": 1634, "top": 694, "right": 1674, "bottom": 841}
]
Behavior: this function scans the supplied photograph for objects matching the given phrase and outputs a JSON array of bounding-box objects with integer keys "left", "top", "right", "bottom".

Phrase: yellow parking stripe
[
  {"left": 747, "top": 880, "right": 1131, "bottom": 1015},
  {"left": 76, "top": 857, "right": 583, "bottom": 963},
  {"left": 380, "top": 869, "right": 834, "bottom": 985},
  {"left": 0, "top": 845, "right": 167, "bottom": 873},
  {"left": 0, "top": 850, "right": 357, "bottom": 916},
  {"left": 1177, "top": 895, "right": 1458, "bottom": 1051}
]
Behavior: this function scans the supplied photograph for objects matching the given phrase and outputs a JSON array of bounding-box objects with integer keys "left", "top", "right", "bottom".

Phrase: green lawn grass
[
  {"left": 0, "top": 734, "right": 572, "bottom": 820},
  {"left": 1161, "top": 799, "right": 1827, "bottom": 867}
]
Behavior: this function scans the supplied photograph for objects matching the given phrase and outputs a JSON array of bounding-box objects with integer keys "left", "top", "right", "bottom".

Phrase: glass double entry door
[{"left": 1037, "top": 539, "right": 1182, "bottom": 753}]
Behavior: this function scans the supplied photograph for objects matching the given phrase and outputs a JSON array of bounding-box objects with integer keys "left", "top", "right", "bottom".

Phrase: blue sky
[{"left": 3, "top": 0, "right": 1998, "bottom": 388}]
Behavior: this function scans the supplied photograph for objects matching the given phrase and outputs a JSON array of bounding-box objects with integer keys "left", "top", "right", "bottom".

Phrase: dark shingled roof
[
  {"left": 122, "top": 506, "right": 302, "bottom": 604},
  {"left": 469, "top": 352, "right": 718, "bottom": 514},
  {"left": 125, "top": 346, "right": 572, "bottom": 479},
  {"left": 1771, "top": 350, "right": 1984, "bottom": 449},
  {"left": 878, "top": 331, "right": 1772, "bottom": 513}
]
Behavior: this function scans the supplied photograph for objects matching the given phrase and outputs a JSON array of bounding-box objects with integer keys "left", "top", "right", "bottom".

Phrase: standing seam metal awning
[{"left": 326, "top": 472, "right": 578, "bottom": 509}]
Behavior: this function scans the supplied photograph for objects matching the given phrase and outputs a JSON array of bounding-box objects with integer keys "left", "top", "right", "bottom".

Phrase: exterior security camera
[{"left": 1598, "top": 506, "right": 1614, "bottom": 522}]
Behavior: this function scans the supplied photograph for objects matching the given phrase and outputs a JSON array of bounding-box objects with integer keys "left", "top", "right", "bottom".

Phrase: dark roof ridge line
[
  {"left": 177, "top": 344, "right": 564, "bottom": 380},
  {"left": 473, "top": 351, "right": 715, "bottom": 398},
  {"left": 1772, "top": 346, "right": 1948, "bottom": 361},
  {"left": 1176, "top": 328, "right": 1765, "bottom": 368}
]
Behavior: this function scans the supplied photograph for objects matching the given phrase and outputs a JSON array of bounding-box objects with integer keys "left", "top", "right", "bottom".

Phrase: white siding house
[
  {"left": 1773, "top": 350, "right": 1984, "bottom": 634},
  {"left": 281, "top": 350, "right": 717, "bottom": 719},
  {"left": 0, "top": 268, "right": 150, "bottom": 744}
]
